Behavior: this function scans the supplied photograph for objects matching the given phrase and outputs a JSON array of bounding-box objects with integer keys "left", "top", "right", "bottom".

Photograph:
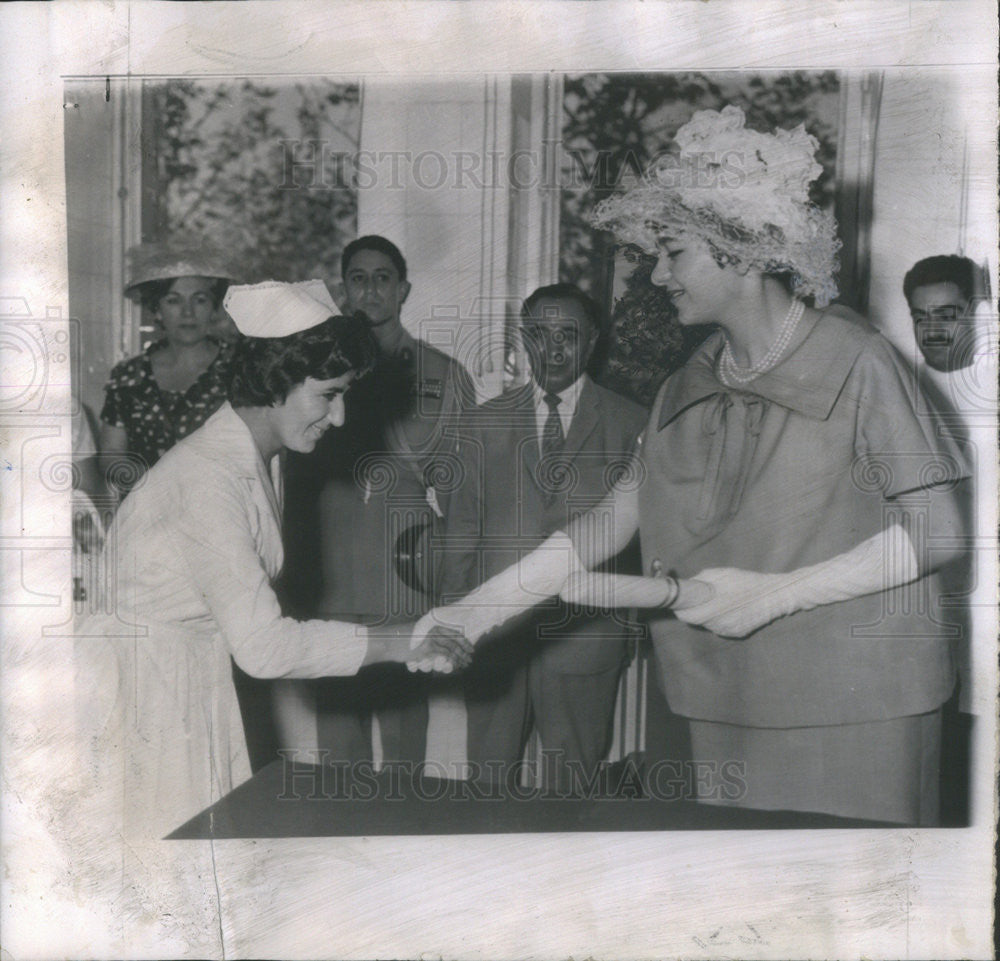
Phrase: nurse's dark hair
[
  {"left": 228, "top": 313, "right": 378, "bottom": 407},
  {"left": 903, "top": 255, "right": 977, "bottom": 303},
  {"left": 138, "top": 277, "right": 230, "bottom": 312}
]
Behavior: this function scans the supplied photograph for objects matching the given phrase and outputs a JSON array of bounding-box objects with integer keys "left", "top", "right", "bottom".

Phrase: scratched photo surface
[{"left": 2, "top": 3, "right": 997, "bottom": 959}]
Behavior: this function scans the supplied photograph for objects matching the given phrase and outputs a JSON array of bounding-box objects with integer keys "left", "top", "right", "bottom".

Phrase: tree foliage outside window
[
  {"left": 561, "top": 72, "right": 840, "bottom": 405},
  {"left": 147, "top": 79, "right": 360, "bottom": 287}
]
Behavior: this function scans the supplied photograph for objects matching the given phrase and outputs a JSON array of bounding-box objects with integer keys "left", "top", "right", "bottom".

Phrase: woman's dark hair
[
  {"left": 138, "top": 276, "right": 230, "bottom": 313},
  {"left": 228, "top": 313, "right": 378, "bottom": 408}
]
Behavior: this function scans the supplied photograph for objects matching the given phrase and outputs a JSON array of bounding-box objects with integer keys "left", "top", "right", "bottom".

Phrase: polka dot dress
[{"left": 100, "top": 338, "right": 235, "bottom": 477}]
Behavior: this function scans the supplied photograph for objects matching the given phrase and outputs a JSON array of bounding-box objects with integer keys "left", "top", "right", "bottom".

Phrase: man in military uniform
[{"left": 280, "top": 236, "right": 475, "bottom": 766}]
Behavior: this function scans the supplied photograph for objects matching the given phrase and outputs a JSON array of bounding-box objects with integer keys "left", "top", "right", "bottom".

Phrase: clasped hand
[
  {"left": 405, "top": 623, "right": 475, "bottom": 674},
  {"left": 672, "top": 567, "right": 799, "bottom": 639},
  {"left": 406, "top": 605, "right": 488, "bottom": 673}
]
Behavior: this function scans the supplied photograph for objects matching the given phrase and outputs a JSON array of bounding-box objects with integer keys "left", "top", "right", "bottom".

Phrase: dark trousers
[
  {"left": 464, "top": 618, "right": 626, "bottom": 792},
  {"left": 315, "top": 666, "right": 429, "bottom": 765}
]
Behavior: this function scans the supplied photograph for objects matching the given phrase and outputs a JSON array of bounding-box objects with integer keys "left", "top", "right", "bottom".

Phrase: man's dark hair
[
  {"left": 903, "top": 255, "right": 978, "bottom": 304},
  {"left": 340, "top": 235, "right": 408, "bottom": 282},
  {"left": 229, "top": 314, "right": 377, "bottom": 408},
  {"left": 521, "top": 282, "right": 605, "bottom": 335},
  {"left": 138, "top": 277, "right": 230, "bottom": 314}
]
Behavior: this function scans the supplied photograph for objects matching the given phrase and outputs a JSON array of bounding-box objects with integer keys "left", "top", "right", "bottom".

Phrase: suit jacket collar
[
  {"left": 516, "top": 374, "right": 604, "bottom": 449},
  {"left": 658, "top": 308, "right": 869, "bottom": 430},
  {"left": 506, "top": 377, "right": 604, "bottom": 495},
  {"left": 532, "top": 372, "right": 586, "bottom": 420}
]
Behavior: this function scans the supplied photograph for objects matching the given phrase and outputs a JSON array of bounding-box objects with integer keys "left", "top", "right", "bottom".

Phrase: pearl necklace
[{"left": 718, "top": 298, "right": 805, "bottom": 386}]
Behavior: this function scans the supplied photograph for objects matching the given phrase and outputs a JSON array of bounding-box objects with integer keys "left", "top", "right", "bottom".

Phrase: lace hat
[
  {"left": 590, "top": 106, "right": 841, "bottom": 305},
  {"left": 123, "top": 235, "right": 241, "bottom": 300},
  {"left": 223, "top": 280, "right": 340, "bottom": 338}
]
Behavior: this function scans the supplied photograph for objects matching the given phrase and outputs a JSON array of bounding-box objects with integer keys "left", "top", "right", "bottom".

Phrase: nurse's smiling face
[
  {"left": 270, "top": 373, "right": 355, "bottom": 453},
  {"left": 649, "top": 234, "right": 735, "bottom": 326}
]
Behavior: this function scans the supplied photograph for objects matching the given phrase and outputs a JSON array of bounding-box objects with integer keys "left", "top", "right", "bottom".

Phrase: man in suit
[
  {"left": 901, "top": 254, "right": 992, "bottom": 822},
  {"left": 440, "top": 283, "right": 647, "bottom": 791},
  {"left": 280, "top": 236, "right": 475, "bottom": 766}
]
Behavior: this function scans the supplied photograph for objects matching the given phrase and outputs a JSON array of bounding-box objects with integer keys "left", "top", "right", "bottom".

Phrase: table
[{"left": 168, "top": 757, "right": 896, "bottom": 838}]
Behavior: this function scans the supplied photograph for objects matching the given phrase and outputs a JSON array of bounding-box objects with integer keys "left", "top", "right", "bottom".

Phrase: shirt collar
[
  {"left": 533, "top": 372, "right": 588, "bottom": 417},
  {"left": 658, "top": 307, "right": 870, "bottom": 430}
]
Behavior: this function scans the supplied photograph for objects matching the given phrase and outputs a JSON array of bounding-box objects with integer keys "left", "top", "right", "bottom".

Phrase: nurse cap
[{"left": 223, "top": 279, "right": 340, "bottom": 338}]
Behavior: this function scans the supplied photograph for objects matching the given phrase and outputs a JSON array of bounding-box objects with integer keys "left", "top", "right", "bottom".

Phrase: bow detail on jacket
[{"left": 695, "top": 391, "right": 768, "bottom": 531}]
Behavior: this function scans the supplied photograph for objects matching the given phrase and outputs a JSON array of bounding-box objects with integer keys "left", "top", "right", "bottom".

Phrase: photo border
[{"left": 2, "top": 3, "right": 996, "bottom": 958}]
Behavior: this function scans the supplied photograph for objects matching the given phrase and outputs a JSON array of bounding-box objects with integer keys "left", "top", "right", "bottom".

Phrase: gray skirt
[{"left": 688, "top": 710, "right": 942, "bottom": 825}]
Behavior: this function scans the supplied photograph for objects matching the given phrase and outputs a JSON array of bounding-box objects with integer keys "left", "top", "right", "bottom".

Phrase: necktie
[{"left": 541, "top": 391, "right": 564, "bottom": 462}]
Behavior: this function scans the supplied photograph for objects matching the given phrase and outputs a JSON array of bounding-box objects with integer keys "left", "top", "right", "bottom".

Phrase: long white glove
[
  {"left": 408, "top": 531, "right": 585, "bottom": 669},
  {"left": 560, "top": 572, "right": 715, "bottom": 609},
  {"left": 672, "top": 523, "right": 920, "bottom": 639}
]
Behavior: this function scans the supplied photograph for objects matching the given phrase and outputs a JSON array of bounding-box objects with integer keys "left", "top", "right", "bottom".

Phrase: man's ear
[
  {"left": 398, "top": 280, "right": 412, "bottom": 305},
  {"left": 333, "top": 280, "right": 349, "bottom": 312}
]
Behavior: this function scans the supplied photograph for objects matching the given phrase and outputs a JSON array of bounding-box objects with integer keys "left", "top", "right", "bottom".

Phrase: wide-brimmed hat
[
  {"left": 223, "top": 280, "right": 340, "bottom": 338},
  {"left": 123, "top": 235, "right": 241, "bottom": 301}
]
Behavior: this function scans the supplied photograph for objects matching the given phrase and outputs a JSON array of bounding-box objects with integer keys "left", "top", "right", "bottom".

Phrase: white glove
[
  {"left": 673, "top": 525, "right": 919, "bottom": 639},
  {"left": 408, "top": 531, "right": 585, "bottom": 670},
  {"left": 671, "top": 568, "right": 797, "bottom": 638},
  {"left": 559, "top": 572, "right": 717, "bottom": 609}
]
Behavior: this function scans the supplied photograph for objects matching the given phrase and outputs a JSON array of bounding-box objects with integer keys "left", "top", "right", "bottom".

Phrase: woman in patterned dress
[{"left": 99, "top": 236, "right": 240, "bottom": 496}]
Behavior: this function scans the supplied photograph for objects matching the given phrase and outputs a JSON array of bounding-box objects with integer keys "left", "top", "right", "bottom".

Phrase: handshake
[
  {"left": 403, "top": 619, "right": 478, "bottom": 675},
  {"left": 403, "top": 567, "right": 709, "bottom": 673},
  {"left": 401, "top": 528, "right": 714, "bottom": 674},
  {"left": 405, "top": 530, "right": 589, "bottom": 673},
  {"left": 397, "top": 513, "right": 901, "bottom": 674},
  {"left": 402, "top": 562, "right": 799, "bottom": 673},
  {"left": 405, "top": 593, "right": 514, "bottom": 673},
  {"left": 398, "top": 521, "right": 843, "bottom": 673}
]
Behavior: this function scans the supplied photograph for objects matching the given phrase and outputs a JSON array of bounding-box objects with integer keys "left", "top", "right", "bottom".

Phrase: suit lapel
[
  {"left": 562, "top": 378, "right": 600, "bottom": 457},
  {"left": 510, "top": 387, "right": 541, "bottom": 486}
]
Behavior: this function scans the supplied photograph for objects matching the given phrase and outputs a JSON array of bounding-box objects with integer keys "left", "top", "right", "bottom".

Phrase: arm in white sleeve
[
  {"left": 673, "top": 522, "right": 920, "bottom": 639},
  {"left": 167, "top": 475, "right": 371, "bottom": 679}
]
